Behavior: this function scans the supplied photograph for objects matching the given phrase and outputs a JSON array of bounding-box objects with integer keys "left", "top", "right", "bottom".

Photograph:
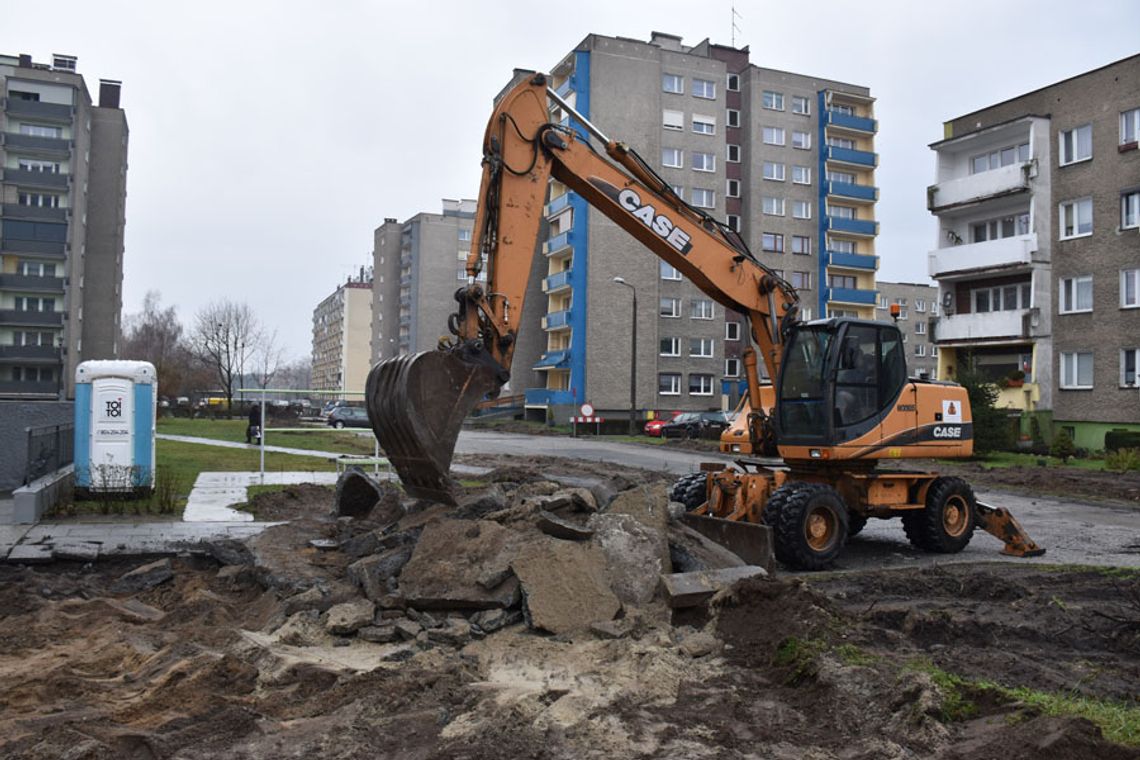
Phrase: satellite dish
[{"left": 942, "top": 291, "right": 954, "bottom": 308}]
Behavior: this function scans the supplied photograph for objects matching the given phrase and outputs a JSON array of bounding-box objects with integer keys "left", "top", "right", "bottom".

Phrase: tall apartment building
[
  {"left": 533, "top": 32, "right": 879, "bottom": 420},
  {"left": 874, "top": 280, "right": 938, "bottom": 379},
  {"left": 311, "top": 270, "right": 372, "bottom": 395},
  {"left": 927, "top": 54, "right": 1140, "bottom": 448},
  {"left": 0, "top": 52, "right": 128, "bottom": 399}
]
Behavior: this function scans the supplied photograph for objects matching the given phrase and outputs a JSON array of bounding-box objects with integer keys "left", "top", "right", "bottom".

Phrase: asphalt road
[{"left": 454, "top": 430, "right": 1140, "bottom": 570}]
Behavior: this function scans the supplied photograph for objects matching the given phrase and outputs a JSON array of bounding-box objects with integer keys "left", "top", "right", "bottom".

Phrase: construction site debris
[
  {"left": 470, "top": 608, "right": 523, "bottom": 634},
  {"left": 511, "top": 539, "right": 621, "bottom": 634},
  {"left": 334, "top": 467, "right": 400, "bottom": 521},
  {"left": 109, "top": 557, "right": 174, "bottom": 594},
  {"left": 536, "top": 509, "right": 594, "bottom": 541},
  {"left": 588, "top": 512, "right": 670, "bottom": 606},
  {"left": 668, "top": 522, "right": 749, "bottom": 573},
  {"left": 201, "top": 538, "right": 256, "bottom": 566},
  {"left": 398, "top": 518, "right": 520, "bottom": 609},
  {"left": 347, "top": 545, "right": 414, "bottom": 600},
  {"left": 325, "top": 599, "right": 375, "bottom": 634},
  {"left": 662, "top": 566, "right": 768, "bottom": 608},
  {"left": 677, "top": 628, "right": 721, "bottom": 658},
  {"left": 680, "top": 511, "right": 775, "bottom": 570}
]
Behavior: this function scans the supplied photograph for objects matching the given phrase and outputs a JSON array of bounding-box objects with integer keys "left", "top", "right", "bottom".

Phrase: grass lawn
[
  {"left": 157, "top": 417, "right": 377, "bottom": 456},
  {"left": 968, "top": 451, "right": 1109, "bottom": 472}
]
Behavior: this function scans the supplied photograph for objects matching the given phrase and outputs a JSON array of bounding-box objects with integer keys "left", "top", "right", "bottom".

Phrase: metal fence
[{"left": 25, "top": 423, "right": 73, "bottom": 485}]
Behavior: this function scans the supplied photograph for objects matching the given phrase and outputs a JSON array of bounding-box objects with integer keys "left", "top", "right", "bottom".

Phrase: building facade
[
  {"left": 311, "top": 272, "right": 372, "bottom": 395},
  {"left": 928, "top": 54, "right": 1140, "bottom": 449},
  {"left": 874, "top": 280, "right": 938, "bottom": 379},
  {"left": 0, "top": 53, "right": 128, "bottom": 399}
]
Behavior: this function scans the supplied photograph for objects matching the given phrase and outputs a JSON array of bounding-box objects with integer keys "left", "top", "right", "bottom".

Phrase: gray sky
[{"left": 7, "top": 0, "right": 1139, "bottom": 360}]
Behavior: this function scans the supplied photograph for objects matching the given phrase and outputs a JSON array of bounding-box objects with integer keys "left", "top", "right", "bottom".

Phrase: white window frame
[
  {"left": 725, "top": 321, "right": 741, "bottom": 341},
  {"left": 725, "top": 358, "right": 741, "bottom": 377},
  {"left": 726, "top": 179, "right": 740, "bottom": 198},
  {"left": 659, "top": 373, "right": 681, "bottom": 396},
  {"left": 915, "top": 344, "right": 927, "bottom": 357},
  {"left": 662, "top": 73, "right": 684, "bottom": 94},
  {"left": 662, "top": 147, "right": 683, "bottom": 168},
  {"left": 1122, "top": 108, "right": 1140, "bottom": 145},
  {"left": 663, "top": 109, "right": 684, "bottom": 131},
  {"left": 660, "top": 297, "right": 681, "bottom": 318},
  {"left": 915, "top": 321, "right": 927, "bottom": 335},
  {"left": 791, "top": 95, "right": 810, "bottom": 115},
  {"left": 1059, "top": 124, "right": 1093, "bottom": 166},
  {"left": 726, "top": 144, "right": 741, "bottom": 163},
  {"left": 793, "top": 200, "right": 812, "bottom": 220},
  {"left": 689, "top": 338, "right": 714, "bottom": 358},
  {"left": 792, "top": 131, "right": 812, "bottom": 150},
  {"left": 762, "top": 126, "right": 785, "bottom": 146},
  {"left": 791, "top": 235, "right": 811, "bottom": 255},
  {"left": 762, "top": 162, "right": 785, "bottom": 182},
  {"left": 659, "top": 337, "right": 681, "bottom": 357},
  {"left": 1059, "top": 197, "right": 1094, "bottom": 240},
  {"left": 792, "top": 166, "right": 811, "bottom": 185},
  {"left": 800, "top": 307, "right": 813, "bottom": 321},
  {"left": 692, "top": 151, "right": 716, "bottom": 172},
  {"left": 1122, "top": 348, "right": 1139, "bottom": 387},
  {"left": 660, "top": 261, "right": 683, "bottom": 281},
  {"left": 726, "top": 73, "right": 740, "bottom": 92},
  {"left": 1060, "top": 351, "right": 1094, "bottom": 389},
  {"left": 688, "top": 374, "right": 715, "bottom": 396},
  {"left": 762, "top": 197, "right": 785, "bottom": 216},
  {"left": 762, "top": 91, "right": 784, "bottom": 111},
  {"left": 916, "top": 298, "right": 926, "bottom": 313},
  {"left": 726, "top": 214, "right": 741, "bottom": 232},
  {"left": 726, "top": 108, "right": 740, "bottom": 128},
  {"left": 692, "top": 115, "right": 717, "bottom": 135},
  {"left": 1121, "top": 268, "right": 1140, "bottom": 309},
  {"left": 691, "top": 188, "right": 716, "bottom": 209},
  {"left": 692, "top": 78, "right": 716, "bottom": 99},
  {"left": 671, "top": 185, "right": 684, "bottom": 199},
  {"left": 691, "top": 299, "right": 714, "bottom": 320},
  {"left": 1122, "top": 191, "right": 1140, "bottom": 229},
  {"left": 1060, "top": 275, "right": 1093, "bottom": 314}
]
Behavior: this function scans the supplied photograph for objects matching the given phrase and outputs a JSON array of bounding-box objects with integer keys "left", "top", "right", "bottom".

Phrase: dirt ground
[
  {"left": 932, "top": 459, "right": 1140, "bottom": 507},
  {"left": 2, "top": 471, "right": 1139, "bottom": 759}
]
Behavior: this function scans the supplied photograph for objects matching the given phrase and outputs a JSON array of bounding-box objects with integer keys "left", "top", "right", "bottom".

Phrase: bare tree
[
  {"left": 122, "top": 291, "right": 193, "bottom": 396},
  {"left": 251, "top": 327, "right": 285, "bottom": 389},
  {"left": 274, "top": 357, "right": 312, "bottom": 390},
  {"left": 190, "top": 299, "right": 260, "bottom": 413}
]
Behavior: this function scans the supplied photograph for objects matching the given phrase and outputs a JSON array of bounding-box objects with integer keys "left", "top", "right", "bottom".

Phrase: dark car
[
  {"left": 327, "top": 406, "right": 371, "bottom": 429},
  {"left": 660, "top": 411, "right": 730, "bottom": 439}
]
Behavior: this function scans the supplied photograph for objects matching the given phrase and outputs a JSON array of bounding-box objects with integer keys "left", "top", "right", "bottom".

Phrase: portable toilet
[{"left": 74, "top": 360, "right": 157, "bottom": 492}]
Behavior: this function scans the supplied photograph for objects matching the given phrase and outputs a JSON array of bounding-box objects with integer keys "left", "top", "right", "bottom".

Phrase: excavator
[{"left": 366, "top": 74, "right": 1044, "bottom": 570}]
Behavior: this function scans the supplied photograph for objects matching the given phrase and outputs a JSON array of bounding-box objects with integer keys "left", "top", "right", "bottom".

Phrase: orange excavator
[{"left": 366, "top": 74, "right": 1043, "bottom": 570}]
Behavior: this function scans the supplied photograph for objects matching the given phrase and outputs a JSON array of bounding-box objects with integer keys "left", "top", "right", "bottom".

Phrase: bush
[
  {"left": 1105, "top": 448, "right": 1140, "bottom": 472},
  {"left": 955, "top": 360, "right": 1013, "bottom": 454},
  {"left": 1105, "top": 430, "right": 1140, "bottom": 452},
  {"left": 1050, "top": 430, "right": 1077, "bottom": 462}
]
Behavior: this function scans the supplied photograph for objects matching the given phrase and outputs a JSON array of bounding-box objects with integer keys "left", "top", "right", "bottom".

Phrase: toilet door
[{"left": 90, "top": 377, "right": 134, "bottom": 488}]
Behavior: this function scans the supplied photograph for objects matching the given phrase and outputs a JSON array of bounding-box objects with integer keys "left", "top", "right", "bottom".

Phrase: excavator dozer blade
[
  {"left": 680, "top": 513, "right": 775, "bottom": 572},
  {"left": 366, "top": 350, "right": 501, "bottom": 505}
]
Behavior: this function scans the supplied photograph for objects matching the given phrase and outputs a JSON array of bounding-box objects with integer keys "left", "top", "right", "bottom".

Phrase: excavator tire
[
  {"left": 902, "top": 476, "right": 976, "bottom": 553},
  {"left": 847, "top": 513, "right": 868, "bottom": 537},
  {"left": 671, "top": 473, "right": 708, "bottom": 511},
  {"left": 773, "top": 483, "right": 849, "bottom": 570},
  {"left": 761, "top": 481, "right": 811, "bottom": 527}
]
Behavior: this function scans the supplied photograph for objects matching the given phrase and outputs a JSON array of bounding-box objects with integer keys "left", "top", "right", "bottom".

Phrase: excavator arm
[{"left": 367, "top": 74, "right": 799, "bottom": 502}]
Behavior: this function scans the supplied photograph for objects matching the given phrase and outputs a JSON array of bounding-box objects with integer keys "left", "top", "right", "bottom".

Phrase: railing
[
  {"left": 828, "top": 287, "right": 878, "bottom": 305},
  {"left": 0, "top": 238, "right": 67, "bottom": 255},
  {"left": 826, "top": 181, "right": 878, "bottom": 202},
  {"left": 543, "top": 230, "right": 573, "bottom": 255},
  {"left": 525, "top": 388, "right": 576, "bottom": 406},
  {"left": 0, "top": 309, "right": 64, "bottom": 326},
  {"left": 825, "top": 145, "right": 878, "bottom": 167},
  {"left": 826, "top": 250, "right": 879, "bottom": 270},
  {"left": 0, "top": 273, "right": 66, "bottom": 292},
  {"left": 4, "top": 98, "right": 73, "bottom": 121},
  {"left": 542, "top": 309, "right": 572, "bottom": 329},
  {"left": 0, "top": 168, "right": 70, "bottom": 189},
  {"left": 927, "top": 234, "right": 1036, "bottom": 278},
  {"left": 1, "top": 132, "right": 71, "bottom": 153},
  {"left": 546, "top": 192, "right": 572, "bottom": 217},
  {"left": 543, "top": 269, "right": 573, "bottom": 292},
  {"left": 827, "top": 216, "right": 879, "bottom": 236},
  {"left": 25, "top": 422, "right": 73, "bottom": 485},
  {"left": 825, "top": 110, "right": 877, "bottom": 133},
  {"left": 0, "top": 345, "right": 61, "bottom": 360}
]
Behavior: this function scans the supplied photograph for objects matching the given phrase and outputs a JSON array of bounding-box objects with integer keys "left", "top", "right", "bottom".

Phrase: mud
[{"left": 932, "top": 459, "right": 1140, "bottom": 507}]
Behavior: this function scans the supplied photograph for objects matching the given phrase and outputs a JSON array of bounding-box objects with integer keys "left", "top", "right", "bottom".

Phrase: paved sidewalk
[
  {"left": 183, "top": 470, "right": 345, "bottom": 521},
  {"left": 157, "top": 433, "right": 368, "bottom": 460}
]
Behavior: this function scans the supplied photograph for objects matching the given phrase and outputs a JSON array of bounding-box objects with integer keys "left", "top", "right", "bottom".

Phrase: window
[
  {"left": 971, "top": 212, "right": 1031, "bottom": 242},
  {"left": 832, "top": 104, "right": 854, "bottom": 116},
  {"left": 659, "top": 373, "right": 681, "bottom": 395},
  {"left": 791, "top": 271, "right": 811, "bottom": 290},
  {"left": 1059, "top": 198, "right": 1093, "bottom": 239},
  {"left": 726, "top": 214, "right": 741, "bottom": 232},
  {"left": 725, "top": 322, "right": 741, "bottom": 341},
  {"left": 792, "top": 166, "right": 811, "bottom": 185},
  {"left": 792, "top": 131, "right": 811, "bottom": 150},
  {"left": 19, "top": 123, "right": 62, "bottom": 138},
  {"left": 931, "top": 345, "right": 939, "bottom": 357},
  {"left": 662, "top": 147, "right": 683, "bottom": 168},
  {"left": 692, "top": 115, "right": 716, "bottom": 135},
  {"left": 763, "top": 162, "right": 785, "bottom": 181},
  {"left": 458, "top": 228, "right": 472, "bottom": 242},
  {"left": 761, "top": 233, "right": 788, "bottom": 254},
  {"left": 762, "top": 197, "right": 785, "bottom": 216},
  {"left": 915, "top": 344, "right": 927, "bottom": 357},
  {"left": 828, "top": 274, "right": 857, "bottom": 289},
  {"left": 690, "top": 338, "right": 714, "bottom": 358},
  {"left": 830, "top": 204, "right": 855, "bottom": 219},
  {"left": 1123, "top": 108, "right": 1140, "bottom": 146},
  {"left": 660, "top": 297, "right": 681, "bottom": 318},
  {"left": 691, "top": 188, "right": 716, "bottom": 208},
  {"left": 691, "top": 299, "right": 714, "bottom": 319},
  {"left": 828, "top": 136, "right": 855, "bottom": 149},
  {"left": 689, "top": 374, "right": 714, "bottom": 395},
  {"left": 692, "top": 79, "right": 716, "bottom": 99},
  {"left": 793, "top": 200, "right": 812, "bottom": 219},
  {"left": 762, "top": 91, "right": 784, "bottom": 111},
  {"left": 762, "top": 127, "right": 785, "bottom": 146},
  {"left": 792, "top": 95, "right": 810, "bottom": 115},
  {"left": 663, "top": 109, "right": 684, "bottom": 131},
  {"left": 827, "top": 169, "right": 855, "bottom": 184},
  {"left": 660, "top": 337, "right": 681, "bottom": 357},
  {"left": 878, "top": 296, "right": 888, "bottom": 309},
  {"left": 1122, "top": 191, "right": 1140, "bottom": 229},
  {"left": 915, "top": 321, "right": 926, "bottom": 335},
  {"left": 663, "top": 73, "right": 684, "bottom": 94},
  {"left": 726, "top": 144, "right": 741, "bottom": 163},
  {"left": 660, "top": 261, "right": 682, "bottom": 281},
  {"left": 1059, "top": 124, "right": 1093, "bottom": 165},
  {"left": 725, "top": 358, "right": 741, "bottom": 377},
  {"left": 692, "top": 151, "right": 716, "bottom": 172},
  {"left": 916, "top": 298, "right": 926, "bottom": 313},
  {"left": 17, "top": 192, "right": 61, "bottom": 208},
  {"left": 973, "top": 282, "right": 1032, "bottom": 313},
  {"left": 970, "top": 142, "right": 1030, "bottom": 173},
  {"left": 726, "top": 109, "right": 740, "bottom": 128},
  {"left": 1122, "top": 348, "right": 1139, "bottom": 387},
  {"left": 726, "top": 73, "right": 740, "bottom": 91},
  {"left": 726, "top": 179, "right": 740, "bottom": 198},
  {"left": 671, "top": 185, "right": 685, "bottom": 199},
  {"left": 1060, "top": 275, "right": 1093, "bottom": 313},
  {"left": 18, "top": 261, "right": 56, "bottom": 277},
  {"left": 17, "top": 159, "right": 60, "bottom": 173},
  {"left": 832, "top": 239, "right": 855, "bottom": 254},
  {"left": 800, "top": 307, "right": 812, "bottom": 320},
  {"left": 931, "top": 302, "right": 939, "bottom": 316},
  {"left": 1121, "top": 269, "right": 1139, "bottom": 308},
  {"left": 791, "top": 235, "right": 811, "bottom": 255},
  {"left": 1060, "top": 352, "right": 1093, "bottom": 389}
]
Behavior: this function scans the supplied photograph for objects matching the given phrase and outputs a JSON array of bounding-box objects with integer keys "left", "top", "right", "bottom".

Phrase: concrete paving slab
[
  {"left": 0, "top": 524, "right": 33, "bottom": 559},
  {"left": 8, "top": 543, "right": 54, "bottom": 563}
]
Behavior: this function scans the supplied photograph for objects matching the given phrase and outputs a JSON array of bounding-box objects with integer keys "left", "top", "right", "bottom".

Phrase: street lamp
[{"left": 612, "top": 276, "right": 637, "bottom": 435}]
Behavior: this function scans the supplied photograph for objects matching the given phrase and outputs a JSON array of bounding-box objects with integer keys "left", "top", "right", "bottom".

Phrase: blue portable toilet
[{"left": 74, "top": 360, "right": 157, "bottom": 491}]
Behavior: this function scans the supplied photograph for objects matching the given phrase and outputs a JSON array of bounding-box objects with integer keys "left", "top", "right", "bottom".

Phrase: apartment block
[
  {"left": 874, "top": 280, "right": 938, "bottom": 379},
  {"left": 311, "top": 270, "right": 372, "bottom": 395},
  {"left": 928, "top": 54, "right": 1140, "bottom": 449},
  {"left": 535, "top": 32, "right": 878, "bottom": 420},
  {"left": 0, "top": 53, "right": 128, "bottom": 399}
]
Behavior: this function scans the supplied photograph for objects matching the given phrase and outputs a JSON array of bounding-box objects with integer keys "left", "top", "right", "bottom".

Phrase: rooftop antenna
[{"left": 731, "top": 6, "right": 743, "bottom": 47}]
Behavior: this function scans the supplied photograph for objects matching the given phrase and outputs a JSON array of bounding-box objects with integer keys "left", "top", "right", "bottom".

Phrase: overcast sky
[{"left": 6, "top": 0, "right": 1139, "bottom": 360}]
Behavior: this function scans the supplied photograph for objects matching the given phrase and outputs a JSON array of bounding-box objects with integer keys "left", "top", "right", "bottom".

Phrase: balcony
[
  {"left": 554, "top": 77, "right": 574, "bottom": 99},
  {"left": 928, "top": 163, "right": 1030, "bottom": 212},
  {"left": 1, "top": 168, "right": 70, "bottom": 190},
  {"left": 4, "top": 98, "right": 73, "bottom": 122},
  {"left": 828, "top": 287, "right": 877, "bottom": 306},
  {"left": 825, "top": 145, "right": 878, "bottom": 168},
  {"left": 827, "top": 216, "right": 879, "bottom": 237},
  {"left": 543, "top": 269, "right": 573, "bottom": 293},
  {"left": 399, "top": 274, "right": 411, "bottom": 286},
  {"left": 825, "top": 110, "right": 877, "bottom": 133},
  {"left": 2, "top": 132, "right": 71, "bottom": 154},
  {"left": 995, "top": 382, "right": 1040, "bottom": 412},
  {"left": 533, "top": 349, "right": 570, "bottom": 369},
  {"left": 0, "top": 380, "right": 57, "bottom": 396},
  {"left": 2, "top": 203, "right": 68, "bottom": 222},
  {"left": 0, "top": 309, "right": 63, "bottom": 326},
  {"left": 826, "top": 181, "right": 878, "bottom": 203},
  {"left": 927, "top": 234, "right": 1036, "bottom": 279},
  {"left": 546, "top": 192, "right": 572, "bottom": 218},
  {"left": 542, "top": 309, "right": 572, "bottom": 330},
  {"left": 0, "top": 345, "right": 61, "bottom": 361},
  {"left": 934, "top": 310, "right": 1028, "bottom": 343},
  {"left": 543, "top": 230, "right": 574, "bottom": 256},
  {"left": 0, "top": 274, "right": 65, "bottom": 292},
  {"left": 826, "top": 251, "right": 879, "bottom": 271},
  {"left": 525, "top": 388, "right": 576, "bottom": 406}
]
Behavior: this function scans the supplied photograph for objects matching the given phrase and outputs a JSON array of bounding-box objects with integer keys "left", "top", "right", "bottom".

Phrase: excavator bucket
[
  {"left": 975, "top": 501, "right": 1046, "bottom": 558},
  {"left": 366, "top": 350, "right": 501, "bottom": 505}
]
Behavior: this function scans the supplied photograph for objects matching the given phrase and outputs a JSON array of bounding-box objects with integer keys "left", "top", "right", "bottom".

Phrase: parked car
[
  {"left": 661, "top": 411, "right": 731, "bottom": 440},
  {"left": 327, "top": 406, "right": 371, "bottom": 429},
  {"left": 644, "top": 411, "right": 681, "bottom": 437}
]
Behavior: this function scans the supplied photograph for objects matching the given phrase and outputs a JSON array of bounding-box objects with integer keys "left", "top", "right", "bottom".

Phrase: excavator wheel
[
  {"left": 761, "top": 481, "right": 811, "bottom": 527},
  {"left": 902, "top": 476, "right": 976, "bottom": 554},
  {"left": 847, "top": 513, "right": 868, "bottom": 537},
  {"left": 670, "top": 473, "right": 708, "bottom": 511},
  {"left": 772, "top": 483, "right": 849, "bottom": 571}
]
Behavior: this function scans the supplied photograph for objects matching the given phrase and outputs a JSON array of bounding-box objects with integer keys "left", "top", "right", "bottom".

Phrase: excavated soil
[
  {"left": 2, "top": 473, "right": 1139, "bottom": 759},
  {"left": 932, "top": 459, "right": 1140, "bottom": 507}
]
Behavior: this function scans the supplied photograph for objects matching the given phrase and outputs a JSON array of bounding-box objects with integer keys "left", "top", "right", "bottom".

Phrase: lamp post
[{"left": 612, "top": 277, "right": 637, "bottom": 435}]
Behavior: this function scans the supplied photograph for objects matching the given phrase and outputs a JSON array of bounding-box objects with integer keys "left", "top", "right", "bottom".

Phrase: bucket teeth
[{"left": 365, "top": 351, "right": 500, "bottom": 505}]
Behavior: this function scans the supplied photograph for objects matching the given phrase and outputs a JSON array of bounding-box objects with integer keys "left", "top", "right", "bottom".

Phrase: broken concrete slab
[
  {"left": 7, "top": 543, "right": 54, "bottom": 564},
  {"left": 661, "top": 566, "right": 768, "bottom": 609},
  {"left": 335, "top": 468, "right": 403, "bottom": 525},
  {"left": 276, "top": 610, "right": 326, "bottom": 647},
  {"left": 537, "top": 510, "right": 594, "bottom": 541},
  {"left": 607, "top": 483, "right": 671, "bottom": 540},
  {"left": 201, "top": 538, "right": 255, "bottom": 566},
  {"left": 358, "top": 624, "right": 399, "bottom": 644},
  {"left": 53, "top": 542, "right": 101, "bottom": 562},
  {"left": 678, "top": 630, "right": 721, "bottom": 658},
  {"left": 346, "top": 545, "right": 414, "bottom": 601},
  {"left": 427, "top": 618, "right": 472, "bottom": 647},
  {"left": 589, "top": 512, "right": 670, "bottom": 607},
  {"left": 110, "top": 559, "right": 174, "bottom": 594},
  {"left": 668, "top": 522, "right": 748, "bottom": 573},
  {"left": 399, "top": 519, "right": 520, "bottom": 610},
  {"left": 325, "top": 599, "right": 375, "bottom": 635},
  {"left": 394, "top": 618, "right": 422, "bottom": 641},
  {"left": 512, "top": 539, "right": 620, "bottom": 635},
  {"left": 217, "top": 564, "right": 257, "bottom": 589},
  {"left": 453, "top": 485, "right": 507, "bottom": 520},
  {"left": 469, "top": 608, "right": 523, "bottom": 634},
  {"left": 590, "top": 618, "right": 633, "bottom": 640},
  {"left": 552, "top": 487, "right": 598, "bottom": 513}
]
